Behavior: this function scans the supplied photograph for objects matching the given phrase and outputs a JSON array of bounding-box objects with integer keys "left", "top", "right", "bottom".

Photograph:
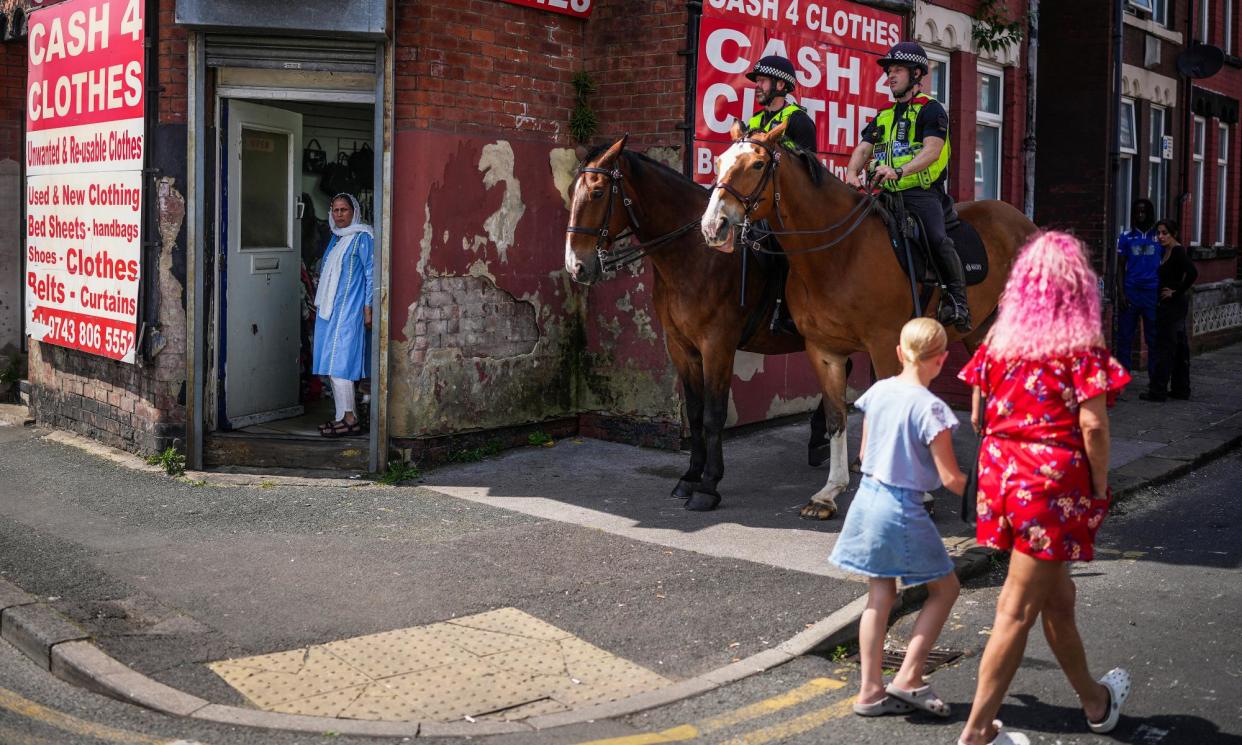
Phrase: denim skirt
[{"left": 829, "top": 476, "right": 955, "bottom": 587}]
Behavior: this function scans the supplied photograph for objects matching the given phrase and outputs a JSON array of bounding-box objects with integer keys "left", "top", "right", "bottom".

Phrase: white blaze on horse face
[
  {"left": 701, "top": 141, "right": 756, "bottom": 245},
  {"left": 565, "top": 178, "right": 588, "bottom": 277}
]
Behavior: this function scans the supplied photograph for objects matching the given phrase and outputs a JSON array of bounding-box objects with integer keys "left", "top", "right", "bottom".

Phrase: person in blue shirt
[{"left": 1115, "top": 198, "right": 1160, "bottom": 373}]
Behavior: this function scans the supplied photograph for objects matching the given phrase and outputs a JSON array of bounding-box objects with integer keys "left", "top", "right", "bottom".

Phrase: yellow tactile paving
[{"left": 206, "top": 608, "right": 671, "bottom": 722}]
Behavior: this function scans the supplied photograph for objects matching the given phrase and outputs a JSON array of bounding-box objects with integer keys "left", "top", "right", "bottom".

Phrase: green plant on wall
[
  {"left": 973, "top": 0, "right": 1027, "bottom": 55},
  {"left": 570, "top": 71, "right": 599, "bottom": 144}
]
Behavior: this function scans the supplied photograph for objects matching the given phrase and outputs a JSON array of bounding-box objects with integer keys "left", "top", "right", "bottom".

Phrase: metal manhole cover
[{"left": 846, "top": 647, "right": 964, "bottom": 675}]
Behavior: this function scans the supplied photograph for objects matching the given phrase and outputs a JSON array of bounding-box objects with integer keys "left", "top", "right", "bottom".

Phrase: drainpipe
[
  {"left": 1178, "top": 1, "right": 1196, "bottom": 226},
  {"left": 682, "top": 1, "right": 702, "bottom": 178},
  {"left": 1023, "top": 0, "right": 1039, "bottom": 220},
  {"left": 1106, "top": 0, "right": 1124, "bottom": 352}
]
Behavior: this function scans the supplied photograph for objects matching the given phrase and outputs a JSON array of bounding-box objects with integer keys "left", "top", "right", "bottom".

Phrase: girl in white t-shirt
[{"left": 830, "top": 318, "right": 966, "bottom": 718}]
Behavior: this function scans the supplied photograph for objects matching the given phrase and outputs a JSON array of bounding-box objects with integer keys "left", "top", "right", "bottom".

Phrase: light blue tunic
[{"left": 312, "top": 232, "right": 374, "bottom": 381}]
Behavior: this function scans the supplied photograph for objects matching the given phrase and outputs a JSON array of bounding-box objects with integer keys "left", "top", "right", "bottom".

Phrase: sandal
[
  {"left": 1087, "top": 667, "right": 1131, "bottom": 734},
  {"left": 321, "top": 419, "right": 362, "bottom": 438},
  {"left": 317, "top": 420, "right": 337, "bottom": 435},
  {"left": 852, "top": 694, "right": 913, "bottom": 717},
  {"left": 958, "top": 720, "right": 1030, "bottom": 745},
  {"left": 886, "top": 682, "right": 951, "bottom": 718}
]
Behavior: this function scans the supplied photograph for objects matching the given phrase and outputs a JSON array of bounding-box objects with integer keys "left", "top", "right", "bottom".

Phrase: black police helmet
[
  {"left": 877, "top": 41, "right": 930, "bottom": 76},
  {"left": 746, "top": 55, "right": 798, "bottom": 90}
]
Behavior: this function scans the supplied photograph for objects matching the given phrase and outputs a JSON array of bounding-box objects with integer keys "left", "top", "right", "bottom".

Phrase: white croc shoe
[
  {"left": 957, "top": 720, "right": 1031, "bottom": 745},
  {"left": 1088, "top": 667, "right": 1132, "bottom": 734}
]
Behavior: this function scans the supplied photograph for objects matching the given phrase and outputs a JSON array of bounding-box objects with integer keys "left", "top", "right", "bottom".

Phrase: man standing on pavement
[
  {"left": 844, "top": 42, "right": 971, "bottom": 333},
  {"left": 1115, "top": 198, "right": 1161, "bottom": 373}
]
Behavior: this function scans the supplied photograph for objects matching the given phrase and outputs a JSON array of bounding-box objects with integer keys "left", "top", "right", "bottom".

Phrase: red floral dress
[{"left": 958, "top": 345, "right": 1131, "bottom": 561}]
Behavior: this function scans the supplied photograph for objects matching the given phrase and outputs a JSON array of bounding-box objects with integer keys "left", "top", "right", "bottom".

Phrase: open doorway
[{"left": 206, "top": 97, "right": 377, "bottom": 471}]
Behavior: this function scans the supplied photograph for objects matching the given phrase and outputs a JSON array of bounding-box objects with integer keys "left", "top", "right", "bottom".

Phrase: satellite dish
[{"left": 1177, "top": 43, "right": 1225, "bottom": 79}]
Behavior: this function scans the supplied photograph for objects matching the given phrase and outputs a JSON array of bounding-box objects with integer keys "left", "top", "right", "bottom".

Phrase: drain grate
[{"left": 847, "top": 647, "right": 964, "bottom": 675}]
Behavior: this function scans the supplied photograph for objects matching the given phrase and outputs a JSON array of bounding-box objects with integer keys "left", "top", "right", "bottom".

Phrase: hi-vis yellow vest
[
  {"left": 872, "top": 95, "right": 951, "bottom": 191},
  {"left": 748, "top": 103, "right": 805, "bottom": 151}
]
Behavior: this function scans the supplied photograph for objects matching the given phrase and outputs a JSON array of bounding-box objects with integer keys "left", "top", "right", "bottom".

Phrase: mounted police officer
[
  {"left": 845, "top": 41, "right": 971, "bottom": 332},
  {"left": 742, "top": 55, "right": 817, "bottom": 335},
  {"left": 745, "top": 55, "right": 816, "bottom": 152}
]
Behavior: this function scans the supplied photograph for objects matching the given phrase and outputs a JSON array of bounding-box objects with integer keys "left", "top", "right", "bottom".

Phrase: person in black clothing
[
  {"left": 745, "top": 55, "right": 816, "bottom": 152},
  {"left": 1140, "top": 219, "right": 1198, "bottom": 402}
]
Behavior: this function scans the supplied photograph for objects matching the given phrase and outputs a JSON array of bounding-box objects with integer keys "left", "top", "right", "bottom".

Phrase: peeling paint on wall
[
  {"left": 549, "top": 147, "right": 580, "bottom": 210},
  {"left": 733, "top": 350, "right": 765, "bottom": 382},
  {"left": 765, "top": 394, "right": 822, "bottom": 420},
  {"left": 479, "top": 141, "right": 525, "bottom": 262}
]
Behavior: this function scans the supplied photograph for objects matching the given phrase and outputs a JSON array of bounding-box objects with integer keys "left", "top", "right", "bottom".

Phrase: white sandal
[
  {"left": 1088, "top": 667, "right": 1131, "bottom": 734},
  {"left": 885, "top": 682, "right": 951, "bottom": 717},
  {"left": 957, "top": 720, "right": 1030, "bottom": 745}
]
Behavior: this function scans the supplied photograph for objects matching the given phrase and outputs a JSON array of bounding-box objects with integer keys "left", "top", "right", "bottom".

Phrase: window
[
  {"left": 975, "top": 66, "right": 1003, "bottom": 200},
  {"left": 926, "top": 48, "right": 950, "bottom": 105},
  {"left": 1119, "top": 99, "right": 1137, "bottom": 230},
  {"left": 1153, "top": 0, "right": 1169, "bottom": 26},
  {"left": 1192, "top": 116, "right": 1206, "bottom": 245},
  {"left": 1201, "top": 0, "right": 1211, "bottom": 42},
  {"left": 1128, "top": 0, "right": 1154, "bottom": 11},
  {"left": 1218, "top": 123, "right": 1230, "bottom": 245},
  {"left": 1148, "top": 105, "right": 1168, "bottom": 216},
  {"left": 1227, "top": 0, "right": 1234, "bottom": 55}
]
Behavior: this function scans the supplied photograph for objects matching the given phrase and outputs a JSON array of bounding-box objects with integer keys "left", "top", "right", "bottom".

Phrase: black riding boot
[{"left": 934, "top": 238, "right": 972, "bottom": 332}]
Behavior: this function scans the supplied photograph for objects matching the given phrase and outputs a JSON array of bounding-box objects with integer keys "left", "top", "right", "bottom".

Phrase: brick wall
[
  {"left": 1033, "top": 0, "right": 1113, "bottom": 257},
  {"left": 584, "top": 0, "right": 687, "bottom": 150},
  {"left": 0, "top": 39, "right": 23, "bottom": 161},
  {"left": 394, "top": 0, "right": 583, "bottom": 140},
  {"left": 156, "top": 0, "right": 187, "bottom": 124}
]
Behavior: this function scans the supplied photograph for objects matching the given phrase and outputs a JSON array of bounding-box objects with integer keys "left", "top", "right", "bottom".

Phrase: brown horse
[
  {"left": 701, "top": 121, "right": 1038, "bottom": 519},
  {"left": 565, "top": 135, "right": 831, "bottom": 511}
]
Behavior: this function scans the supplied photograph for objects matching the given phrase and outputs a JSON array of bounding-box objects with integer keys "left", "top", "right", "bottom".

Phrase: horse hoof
[
  {"left": 670, "top": 480, "right": 698, "bottom": 500},
  {"left": 799, "top": 501, "right": 837, "bottom": 520},
  {"left": 807, "top": 442, "right": 830, "bottom": 467},
  {"left": 685, "top": 490, "right": 721, "bottom": 512}
]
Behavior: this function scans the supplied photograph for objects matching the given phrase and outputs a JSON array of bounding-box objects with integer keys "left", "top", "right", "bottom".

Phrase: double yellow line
[
  {"left": 0, "top": 687, "right": 194, "bottom": 745},
  {"left": 576, "top": 677, "right": 852, "bottom": 745}
]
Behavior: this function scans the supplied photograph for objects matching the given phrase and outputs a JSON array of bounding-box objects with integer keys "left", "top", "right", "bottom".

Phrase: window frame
[
  {"left": 925, "top": 47, "right": 950, "bottom": 107},
  {"left": 1148, "top": 104, "right": 1169, "bottom": 216},
  {"left": 1227, "top": 0, "right": 1234, "bottom": 55},
  {"left": 1192, "top": 115, "right": 1206, "bottom": 245},
  {"left": 975, "top": 63, "right": 1004, "bottom": 201},
  {"left": 1217, "top": 122, "right": 1230, "bottom": 246},
  {"left": 1201, "top": 0, "right": 1211, "bottom": 42},
  {"left": 1120, "top": 98, "right": 1138, "bottom": 155}
]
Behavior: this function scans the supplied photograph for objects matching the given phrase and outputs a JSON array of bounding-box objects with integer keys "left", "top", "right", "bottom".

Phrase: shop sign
[
  {"left": 497, "top": 0, "right": 592, "bottom": 19},
  {"left": 693, "top": 0, "right": 904, "bottom": 184},
  {"left": 24, "top": 0, "right": 145, "bottom": 364}
]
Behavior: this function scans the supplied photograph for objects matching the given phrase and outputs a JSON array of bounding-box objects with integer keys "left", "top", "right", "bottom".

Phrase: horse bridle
[
  {"left": 566, "top": 164, "right": 699, "bottom": 275},
  {"left": 711, "top": 137, "right": 881, "bottom": 255}
]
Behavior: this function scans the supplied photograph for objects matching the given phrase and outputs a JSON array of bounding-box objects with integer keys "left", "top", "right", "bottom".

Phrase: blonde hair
[{"left": 899, "top": 318, "right": 948, "bottom": 367}]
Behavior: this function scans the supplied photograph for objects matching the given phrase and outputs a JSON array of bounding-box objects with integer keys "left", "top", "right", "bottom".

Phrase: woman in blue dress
[{"left": 313, "top": 193, "right": 374, "bottom": 437}]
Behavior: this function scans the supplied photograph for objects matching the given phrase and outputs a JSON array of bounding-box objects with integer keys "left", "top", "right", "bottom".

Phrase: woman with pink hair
[{"left": 955, "top": 232, "right": 1133, "bottom": 745}]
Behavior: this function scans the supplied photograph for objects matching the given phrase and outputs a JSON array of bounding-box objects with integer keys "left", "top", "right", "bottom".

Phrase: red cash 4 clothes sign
[
  {"left": 25, "top": 0, "right": 145, "bottom": 363},
  {"left": 497, "top": 0, "right": 592, "bottom": 19},
  {"left": 694, "top": 0, "right": 903, "bottom": 184}
]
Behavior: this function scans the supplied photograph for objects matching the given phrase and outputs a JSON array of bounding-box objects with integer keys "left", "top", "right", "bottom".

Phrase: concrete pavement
[{"left": 1, "top": 342, "right": 1241, "bottom": 738}]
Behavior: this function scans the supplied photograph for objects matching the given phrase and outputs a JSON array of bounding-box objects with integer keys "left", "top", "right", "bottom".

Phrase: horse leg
[
  {"left": 799, "top": 345, "right": 850, "bottom": 520},
  {"left": 686, "top": 347, "right": 732, "bottom": 512},
  {"left": 669, "top": 341, "right": 705, "bottom": 500},
  {"left": 808, "top": 357, "right": 852, "bottom": 467}
]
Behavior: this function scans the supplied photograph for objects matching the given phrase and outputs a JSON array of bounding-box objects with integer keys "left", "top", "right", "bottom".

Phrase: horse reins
[
  {"left": 711, "top": 137, "right": 882, "bottom": 256},
  {"left": 566, "top": 165, "right": 700, "bottom": 274}
]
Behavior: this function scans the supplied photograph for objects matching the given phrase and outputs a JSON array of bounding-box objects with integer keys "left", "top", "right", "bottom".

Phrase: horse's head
[
  {"left": 700, "top": 120, "right": 787, "bottom": 253},
  {"left": 564, "top": 134, "right": 633, "bottom": 285}
]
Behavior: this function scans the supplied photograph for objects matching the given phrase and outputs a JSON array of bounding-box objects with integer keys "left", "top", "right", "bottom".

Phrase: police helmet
[
  {"left": 746, "top": 55, "right": 798, "bottom": 91},
  {"left": 877, "top": 41, "right": 931, "bottom": 76}
]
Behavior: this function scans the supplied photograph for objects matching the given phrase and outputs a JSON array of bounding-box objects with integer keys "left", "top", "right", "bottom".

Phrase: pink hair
[{"left": 985, "top": 231, "right": 1105, "bottom": 360}]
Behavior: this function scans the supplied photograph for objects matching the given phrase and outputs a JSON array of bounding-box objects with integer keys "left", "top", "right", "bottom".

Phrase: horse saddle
[{"left": 877, "top": 194, "right": 989, "bottom": 289}]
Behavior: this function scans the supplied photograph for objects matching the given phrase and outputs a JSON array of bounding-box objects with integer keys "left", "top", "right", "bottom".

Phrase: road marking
[
  {"left": 695, "top": 678, "right": 846, "bottom": 734},
  {"left": 573, "top": 678, "right": 847, "bottom": 745},
  {"left": 715, "top": 697, "right": 856, "bottom": 745},
  {"left": 0, "top": 687, "right": 169, "bottom": 744}
]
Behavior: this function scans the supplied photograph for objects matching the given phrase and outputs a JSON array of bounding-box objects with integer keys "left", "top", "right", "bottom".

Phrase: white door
[{"left": 222, "top": 101, "right": 303, "bottom": 428}]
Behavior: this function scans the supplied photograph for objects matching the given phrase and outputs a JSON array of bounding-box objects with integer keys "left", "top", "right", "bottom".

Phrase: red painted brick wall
[
  {"left": 394, "top": 0, "right": 583, "bottom": 140},
  {"left": 157, "top": 0, "right": 187, "bottom": 124}
]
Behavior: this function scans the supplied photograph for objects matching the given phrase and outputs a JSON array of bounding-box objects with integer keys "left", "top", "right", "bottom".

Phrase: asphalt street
[{"left": 1, "top": 441, "right": 1238, "bottom": 743}]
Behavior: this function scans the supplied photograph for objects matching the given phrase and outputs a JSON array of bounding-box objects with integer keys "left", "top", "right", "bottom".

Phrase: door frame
[{"left": 187, "top": 35, "right": 391, "bottom": 471}]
